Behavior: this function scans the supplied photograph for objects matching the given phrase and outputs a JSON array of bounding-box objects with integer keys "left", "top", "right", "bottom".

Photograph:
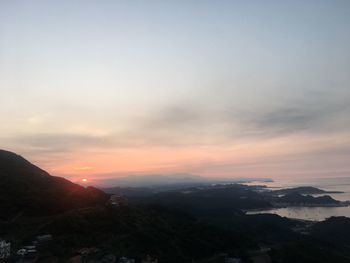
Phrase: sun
[{"left": 82, "top": 178, "right": 88, "bottom": 183}]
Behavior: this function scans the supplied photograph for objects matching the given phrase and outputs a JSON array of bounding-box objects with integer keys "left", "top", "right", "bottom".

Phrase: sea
[{"left": 246, "top": 177, "right": 350, "bottom": 221}]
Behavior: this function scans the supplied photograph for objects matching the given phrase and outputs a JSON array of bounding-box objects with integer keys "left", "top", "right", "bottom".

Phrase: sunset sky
[{"left": 1, "top": 0, "right": 349, "bottom": 184}]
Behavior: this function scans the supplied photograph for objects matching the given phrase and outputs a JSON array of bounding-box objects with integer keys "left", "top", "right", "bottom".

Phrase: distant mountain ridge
[
  {"left": 101, "top": 173, "right": 206, "bottom": 187},
  {"left": 0, "top": 149, "right": 109, "bottom": 220},
  {"left": 100, "top": 173, "right": 272, "bottom": 188}
]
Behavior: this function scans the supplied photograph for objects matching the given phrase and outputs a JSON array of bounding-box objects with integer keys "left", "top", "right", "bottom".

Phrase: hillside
[
  {"left": 310, "top": 217, "right": 350, "bottom": 245},
  {"left": 2, "top": 150, "right": 350, "bottom": 262},
  {"left": 0, "top": 150, "right": 109, "bottom": 220}
]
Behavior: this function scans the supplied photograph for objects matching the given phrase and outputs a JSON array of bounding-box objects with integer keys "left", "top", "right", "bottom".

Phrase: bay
[{"left": 246, "top": 177, "right": 350, "bottom": 221}]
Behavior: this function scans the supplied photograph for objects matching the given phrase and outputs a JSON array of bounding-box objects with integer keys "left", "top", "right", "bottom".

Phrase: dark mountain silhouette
[
  {"left": 310, "top": 217, "right": 350, "bottom": 245},
  {"left": 0, "top": 150, "right": 109, "bottom": 220}
]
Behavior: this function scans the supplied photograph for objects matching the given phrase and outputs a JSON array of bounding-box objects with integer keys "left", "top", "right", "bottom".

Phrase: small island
[
  {"left": 273, "top": 193, "right": 349, "bottom": 207},
  {"left": 261, "top": 186, "right": 348, "bottom": 207},
  {"left": 271, "top": 186, "right": 344, "bottom": 195}
]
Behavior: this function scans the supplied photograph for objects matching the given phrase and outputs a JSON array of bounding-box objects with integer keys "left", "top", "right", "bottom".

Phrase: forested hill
[{"left": 0, "top": 150, "right": 109, "bottom": 220}]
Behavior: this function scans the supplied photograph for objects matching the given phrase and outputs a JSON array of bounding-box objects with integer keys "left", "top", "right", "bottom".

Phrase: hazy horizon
[{"left": 1, "top": 1, "right": 349, "bottom": 184}]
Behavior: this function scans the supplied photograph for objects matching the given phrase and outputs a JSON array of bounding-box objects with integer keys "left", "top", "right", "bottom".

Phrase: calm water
[{"left": 246, "top": 177, "right": 350, "bottom": 221}]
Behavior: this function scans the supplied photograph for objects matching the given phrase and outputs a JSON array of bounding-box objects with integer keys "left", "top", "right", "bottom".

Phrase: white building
[{"left": 0, "top": 239, "right": 11, "bottom": 259}]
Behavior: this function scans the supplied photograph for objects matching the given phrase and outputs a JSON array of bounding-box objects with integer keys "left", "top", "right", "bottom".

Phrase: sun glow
[{"left": 82, "top": 178, "right": 88, "bottom": 182}]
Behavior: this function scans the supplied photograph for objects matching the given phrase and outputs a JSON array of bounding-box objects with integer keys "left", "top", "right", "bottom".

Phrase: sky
[{"left": 0, "top": 0, "right": 349, "bottom": 184}]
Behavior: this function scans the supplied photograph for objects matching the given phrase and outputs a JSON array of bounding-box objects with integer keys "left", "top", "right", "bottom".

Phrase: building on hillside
[
  {"left": 109, "top": 195, "right": 128, "bottom": 206},
  {"left": 77, "top": 247, "right": 99, "bottom": 255},
  {"left": 36, "top": 234, "right": 53, "bottom": 243},
  {"left": 0, "top": 239, "right": 11, "bottom": 259},
  {"left": 118, "top": 257, "right": 135, "bottom": 263},
  {"left": 141, "top": 255, "right": 158, "bottom": 263},
  {"left": 17, "top": 249, "right": 27, "bottom": 256},
  {"left": 16, "top": 244, "right": 37, "bottom": 258},
  {"left": 225, "top": 257, "right": 242, "bottom": 263}
]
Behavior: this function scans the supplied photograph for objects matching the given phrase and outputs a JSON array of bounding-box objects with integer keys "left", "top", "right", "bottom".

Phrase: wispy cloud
[{"left": 4, "top": 88, "right": 349, "bottom": 156}]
